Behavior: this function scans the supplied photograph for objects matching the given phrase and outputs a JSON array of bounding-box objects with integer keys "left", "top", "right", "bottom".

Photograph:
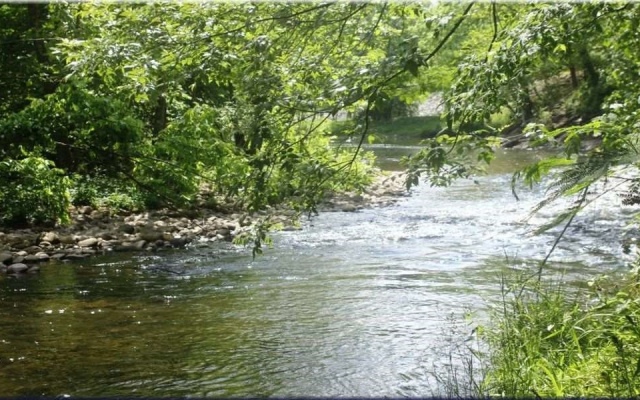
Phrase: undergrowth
[{"left": 429, "top": 263, "right": 640, "bottom": 398}]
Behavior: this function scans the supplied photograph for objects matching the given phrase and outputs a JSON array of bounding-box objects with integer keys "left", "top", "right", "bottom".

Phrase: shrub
[{"left": 0, "top": 156, "right": 71, "bottom": 226}]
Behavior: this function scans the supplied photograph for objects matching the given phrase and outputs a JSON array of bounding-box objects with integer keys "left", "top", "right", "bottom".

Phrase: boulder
[
  {"left": 41, "top": 232, "right": 60, "bottom": 244},
  {"left": 79, "top": 205, "right": 93, "bottom": 215},
  {"left": 35, "top": 252, "right": 50, "bottom": 261},
  {"left": 23, "top": 246, "right": 42, "bottom": 255},
  {"left": 12, "top": 255, "right": 25, "bottom": 264},
  {"left": 138, "top": 230, "right": 163, "bottom": 242},
  {"left": 169, "top": 237, "right": 189, "bottom": 247},
  {"left": 99, "top": 232, "right": 115, "bottom": 240},
  {"left": 0, "top": 252, "right": 12, "bottom": 265},
  {"left": 78, "top": 237, "right": 99, "bottom": 248},
  {"left": 7, "top": 263, "right": 29, "bottom": 274},
  {"left": 28, "top": 266, "right": 40, "bottom": 273},
  {"left": 119, "top": 224, "right": 135, "bottom": 234},
  {"left": 59, "top": 235, "right": 76, "bottom": 245},
  {"left": 23, "top": 255, "right": 40, "bottom": 263}
]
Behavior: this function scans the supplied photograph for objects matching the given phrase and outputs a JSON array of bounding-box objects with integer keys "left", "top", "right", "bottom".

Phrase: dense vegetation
[{"left": 2, "top": 2, "right": 640, "bottom": 397}]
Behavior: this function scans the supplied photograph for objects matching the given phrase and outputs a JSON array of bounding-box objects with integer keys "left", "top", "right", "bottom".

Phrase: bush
[
  {"left": 70, "top": 174, "right": 143, "bottom": 212},
  {"left": 0, "top": 156, "right": 71, "bottom": 226}
]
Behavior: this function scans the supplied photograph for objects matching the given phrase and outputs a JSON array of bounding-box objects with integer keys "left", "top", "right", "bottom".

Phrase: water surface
[{"left": 0, "top": 147, "right": 635, "bottom": 397}]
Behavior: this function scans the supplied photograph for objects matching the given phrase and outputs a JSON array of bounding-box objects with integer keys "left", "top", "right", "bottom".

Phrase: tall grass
[{"left": 429, "top": 265, "right": 640, "bottom": 398}]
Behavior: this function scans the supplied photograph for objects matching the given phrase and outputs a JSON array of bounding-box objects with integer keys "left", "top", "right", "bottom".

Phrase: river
[{"left": 0, "top": 145, "right": 635, "bottom": 397}]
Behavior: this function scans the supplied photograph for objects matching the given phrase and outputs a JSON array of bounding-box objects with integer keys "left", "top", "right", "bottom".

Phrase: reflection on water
[{"left": 0, "top": 147, "right": 635, "bottom": 397}]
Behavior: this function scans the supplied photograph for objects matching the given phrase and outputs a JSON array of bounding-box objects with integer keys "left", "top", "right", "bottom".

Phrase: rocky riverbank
[{"left": 0, "top": 171, "right": 408, "bottom": 275}]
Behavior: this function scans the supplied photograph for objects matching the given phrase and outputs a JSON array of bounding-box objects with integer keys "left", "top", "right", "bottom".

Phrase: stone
[
  {"left": 23, "top": 246, "right": 42, "bottom": 255},
  {"left": 0, "top": 252, "right": 12, "bottom": 265},
  {"left": 15, "top": 250, "right": 28, "bottom": 257},
  {"left": 78, "top": 238, "right": 98, "bottom": 248},
  {"left": 90, "top": 210, "right": 105, "bottom": 220},
  {"left": 59, "top": 235, "right": 76, "bottom": 245},
  {"left": 23, "top": 255, "right": 40, "bottom": 263},
  {"left": 217, "top": 228, "right": 231, "bottom": 237},
  {"left": 119, "top": 224, "right": 135, "bottom": 234},
  {"left": 50, "top": 253, "right": 67, "bottom": 261},
  {"left": 169, "top": 237, "right": 188, "bottom": 247},
  {"left": 12, "top": 255, "right": 25, "bottom": 264},
  {"left": 41, "top": 232, "right": 60, "bottom": 244},
  {"left": 133, "top": 240, "right": 147, "bottom": 250},
  {"left": 7, "top": 263, "right": 29, "bottom": 274},
  {"left": 27, "top": 266, "right": 40, "bottom": 273},
  {"left": 138, "top": 230, "right": 163, "bottom": 242},
  {"left": 341, "top": 205, "right": 357, "bottom": 212},
  {"left": 35, "top": 252, "right": 50, "bottom": 261},
  {"left": 100, "top": 232, "right": 115, "bottom": 240},
  {"left": 79, "top": 205, "right": 93, "bottom": 215},
  {"left": 114, "top": 244, "right": 138, "bottom": 252},
  {"left": 66, "top": 253, "right": 89, "bottom": 260},
  {"left": 162, "top": 233, "right": 173, "bottom": 241}
]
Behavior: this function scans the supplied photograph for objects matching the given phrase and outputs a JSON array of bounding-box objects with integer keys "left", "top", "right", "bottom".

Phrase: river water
[{"left": 0, "top": 145, "right": 636, "bottom": 397}]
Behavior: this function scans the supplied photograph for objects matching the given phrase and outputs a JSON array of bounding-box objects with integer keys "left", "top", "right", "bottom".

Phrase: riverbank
[{"left": 0, "top": 170, "right": 408, "bottom": 275}]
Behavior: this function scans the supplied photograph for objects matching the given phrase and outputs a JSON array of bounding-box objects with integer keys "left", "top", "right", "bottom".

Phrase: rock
[
  {"left": 138, "top": 230, "right": 163, "bottom": 242},
  {"left": 7, "top": 263, "right": 29, "bottom": 274},
  {"left": 79, "top": 205, "right": 93, "bottom": 215},
  {"left": 59, "top": 235, "right": 76, "bottom": 245},
  {"left": 0, "top": 252, "right": 12, "bottom": 265},
  {"left": 23, "top": 255, "right": 40, "bottom": 263},
  {"left": 27, "top": 266, "right": 40, "bottom": 273},
  {"left": 133, "top": 240, "right": 147, "bottom": 250},
  {"left": 12, "top": 255, "right": 25, "bottom": 264},
  {"left": 15, "top": 250, "right": 28, "bottom": 257},
  {"left": 100, "top": 232, "right": 115, "bottom": 240},
  {"left": 169, "top": 237, "right": 188, "bottom": 247},
  {"left": 23, "top": 245, "right": 43, "bottom": 255},
  {"left": 162, "top": 233, "right": 173, "bottom": 241},
  {"left": 341, "top": 205, "right": 357, "bottom": 212},
  {"left": 217, "top": 228, "right": 231, "bottom": 237},
  {"left": 66, "top": 253, "right": 89, "bottom": 260},
  {"left": 78, "top": 238, "right": 98, "bottom": 248},
  {"left": 90, "top": 210, "right": 106, "bottom": 220},
  {"left": 41, "top": 232, "right": 60, "bottom": 244},
  {"left": 50, "top": 253, "right": 67, "bottom": 261},
  {"left": 35, "top": 252, "right": 50, "bottom": 261},
  {"left": 113, "top": 244, "right": 138, "bottom": 252},
  {"left": 39, "top": 241, "right": 53, "bottom": 249},
  {"left": 119, "top": 224, "right": 135, "bottom": 234}
]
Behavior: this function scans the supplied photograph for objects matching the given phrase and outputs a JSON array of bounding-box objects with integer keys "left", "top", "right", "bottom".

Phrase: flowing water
[{"left": 0, "top": 145, "right": 637, "bottom": 397}]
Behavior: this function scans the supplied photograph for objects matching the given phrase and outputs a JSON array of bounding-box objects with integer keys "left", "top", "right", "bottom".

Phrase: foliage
[
  {"left": 0, "top": 156, "right": 71, "bottom": 226},
  {"left": 475, "top": 268, "right": 640, "bottom": 398}
]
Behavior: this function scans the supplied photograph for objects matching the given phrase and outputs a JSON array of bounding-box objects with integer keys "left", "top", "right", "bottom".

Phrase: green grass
[{"left": 432, "top": 266, "right": 640, "bottom": 398}]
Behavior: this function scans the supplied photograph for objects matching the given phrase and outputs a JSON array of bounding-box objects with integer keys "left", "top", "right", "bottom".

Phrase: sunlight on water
[{"left": 0, "top": 148, "right": 636, "bottom": 397}]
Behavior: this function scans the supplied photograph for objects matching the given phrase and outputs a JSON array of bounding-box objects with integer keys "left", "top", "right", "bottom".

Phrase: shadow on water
[{"left": 0, "top": 143, "right": 636, "bottom": 396}]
